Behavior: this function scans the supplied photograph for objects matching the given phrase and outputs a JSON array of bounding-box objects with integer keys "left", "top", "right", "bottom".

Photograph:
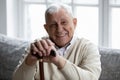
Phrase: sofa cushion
[
  {"left": 99, "top": 48, "right": 120, "bottom": 80},
  {"left": 0, "top": 34, "right": 29, "bottom": 80}
]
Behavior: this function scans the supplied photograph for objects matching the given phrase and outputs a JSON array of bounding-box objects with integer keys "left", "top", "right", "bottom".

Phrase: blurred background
[{"left": 0, "top": 0, "right": 120, "bottom": 49}]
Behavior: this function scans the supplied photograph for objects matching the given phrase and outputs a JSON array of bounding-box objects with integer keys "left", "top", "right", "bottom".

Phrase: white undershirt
[{"left": 56, "top": 36, "right": 77, "bottom": 56}]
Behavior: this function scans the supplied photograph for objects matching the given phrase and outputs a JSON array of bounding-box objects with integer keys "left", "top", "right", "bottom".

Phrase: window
[
  {"left": 75, "top": 6, "right": 98, "bottom": 44},
  {"left": 111, "top": 8, "right": 120, "bottom": 49},
  {"left": 7, "top": 0, "right": 120, "bottom": 49},
  {"left": 110, "top": 0, "right": 120, "bottom": 49},
  {"left": 24, "top": 4, "right": 47, "bottom": 40},
  {"left": 23, "top": 0, "right": 99, "bottom": 45},
  {"left": 73, "top": 0, "right": 98, "bottom": 4}
]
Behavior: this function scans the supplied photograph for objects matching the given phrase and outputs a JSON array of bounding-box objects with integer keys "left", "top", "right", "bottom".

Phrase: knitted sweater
[{"left": 13, "top": 38, "right": 101, "bottom": 80}]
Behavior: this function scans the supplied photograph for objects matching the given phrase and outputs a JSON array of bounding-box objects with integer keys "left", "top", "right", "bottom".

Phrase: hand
[
  {"left": 31, "top": 40, "right": 56, "bottom": 59},
  {"left": 25, "top": 39, "right": 66, "bottom": 69},
  {"left": 25, "top": 39, "right": 55, "bottom": 65}
]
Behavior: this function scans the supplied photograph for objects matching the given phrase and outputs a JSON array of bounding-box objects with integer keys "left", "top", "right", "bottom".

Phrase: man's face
[{"left": 44, "top": 8, "right": 77, "bottom": 47}]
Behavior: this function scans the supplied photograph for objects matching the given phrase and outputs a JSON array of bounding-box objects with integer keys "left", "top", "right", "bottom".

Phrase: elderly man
[{"left": 13, "top": 3, "right": 101, "bottom": 80}]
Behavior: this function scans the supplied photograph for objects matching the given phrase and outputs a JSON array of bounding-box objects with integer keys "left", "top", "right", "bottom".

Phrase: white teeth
[{"left": 56, "top": 34, "right": 65, "bottom": 37}]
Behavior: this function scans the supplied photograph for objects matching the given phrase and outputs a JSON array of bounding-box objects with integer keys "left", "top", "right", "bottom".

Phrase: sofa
[{"left": 0, "top": 34, "right": 120, "bottom": 80}]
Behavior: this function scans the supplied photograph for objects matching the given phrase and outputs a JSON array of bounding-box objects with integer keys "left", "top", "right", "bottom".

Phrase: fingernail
[{"left": 33, "top": 52, "right": 36, "bottom": 54}]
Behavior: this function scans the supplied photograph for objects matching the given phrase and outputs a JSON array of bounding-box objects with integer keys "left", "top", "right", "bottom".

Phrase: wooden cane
[
  {"left": 39, "top": 61, "right": 44, "bottom": 80},
  {"left": 32, "top": 50, "right": 56, "bottom": 80}
]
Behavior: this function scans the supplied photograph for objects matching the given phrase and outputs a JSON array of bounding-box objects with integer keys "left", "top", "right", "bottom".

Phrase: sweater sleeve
[
  {"left": 60, "top": 42, "right": 101, "bottom": 80},
  {"left": 12, "top": 53, "right": 37, "bottom": 80}
]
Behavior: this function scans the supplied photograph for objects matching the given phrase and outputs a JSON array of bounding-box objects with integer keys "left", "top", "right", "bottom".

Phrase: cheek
[
  {"left": 67, "top": 26, "right": 74, "bottom": 35},
  {"left": 48, "top": 29, "right": 56, "bottom": 36}
]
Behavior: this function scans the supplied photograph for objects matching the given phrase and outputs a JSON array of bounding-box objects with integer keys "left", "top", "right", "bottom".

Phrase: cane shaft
[{"left": 39, "top": 62, "right": 44, "bottom": 80}]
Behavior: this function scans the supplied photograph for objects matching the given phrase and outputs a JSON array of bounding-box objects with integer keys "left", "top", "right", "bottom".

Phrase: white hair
[{"left": 45, "top": 3, "right": 73, "bottom": 22}]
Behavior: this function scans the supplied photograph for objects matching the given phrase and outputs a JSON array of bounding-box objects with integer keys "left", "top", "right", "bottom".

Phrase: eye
[
  {"left": 50, "top": 23, "right": 57, "bottom": 27},
  {"left": 61, "top": 21, "right": 67, "bottom": 25}
]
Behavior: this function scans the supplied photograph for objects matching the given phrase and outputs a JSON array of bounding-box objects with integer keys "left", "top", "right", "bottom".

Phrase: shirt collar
[{"left": 55, "top": 35, "right": 77, "bottom": 50}]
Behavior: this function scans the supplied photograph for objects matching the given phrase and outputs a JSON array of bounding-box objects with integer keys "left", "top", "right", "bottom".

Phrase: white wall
[
  {"left": 0, "top": 0, "right": 19, "bottom": 37},
  {"left": 7, "top": 0, "right": 19, "bottom": 37},
  {"left": 0, "top": 0, "right": 7, "bottom": 35}
]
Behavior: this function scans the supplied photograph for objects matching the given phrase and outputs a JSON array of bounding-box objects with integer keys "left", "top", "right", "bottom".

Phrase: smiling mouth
[
  {"left": 56, "top": 33, "right": 67, "bottom": 38},
  {"left": 56, "top": 35, "right": 65, "bottom": 37}
]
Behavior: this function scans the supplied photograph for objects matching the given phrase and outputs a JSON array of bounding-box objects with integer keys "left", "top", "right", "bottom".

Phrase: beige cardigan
[{"left": 13, "top": 38, "right": 101, "bottom": 80}]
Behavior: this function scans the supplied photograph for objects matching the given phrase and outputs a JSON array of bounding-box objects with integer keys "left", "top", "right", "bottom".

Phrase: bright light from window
[
  {"left": 48, "top": 0, "right": 71, "bottom": 4},
  {"left": 111, "top": 8, "right": 120, "bottom": 49},
  {"left": 110, "top": 0, "right": 120, "bottom": 5},
  {"left": 73, "top": 0, "right": 98, "bottom": 4},
  {"left": 75, "top": 6, "right": 98, "bottom": 45},
  {"left": 24, "top": 0, "right": 45, "bottom": 3},
  {"left": 26, "top": 4, "right": 47, "bottom": 41}
]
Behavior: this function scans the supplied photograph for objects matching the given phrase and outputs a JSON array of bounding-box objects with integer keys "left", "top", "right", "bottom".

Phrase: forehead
[{"left": 46, "top": 8, "right": 72, "bottom": 21}]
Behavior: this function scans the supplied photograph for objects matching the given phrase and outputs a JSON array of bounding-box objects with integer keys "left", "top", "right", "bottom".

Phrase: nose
[{"left": 56, "top": 24, "right": 63, "bottom": 33}]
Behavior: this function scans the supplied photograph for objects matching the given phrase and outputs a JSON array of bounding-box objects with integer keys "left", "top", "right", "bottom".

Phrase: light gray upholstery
[
  {"left": 0, "top": 34, "right": 29, "bottom": 80},
  {"left": 99, "top": 48, "right": 120, "bottom": 80},
  {"left": 0, "top": 34, "right": 120, "bottom": 80}
]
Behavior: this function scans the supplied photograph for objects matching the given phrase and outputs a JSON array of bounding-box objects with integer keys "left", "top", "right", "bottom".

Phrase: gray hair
[{"left": 45, "top": 3, "right": 73, "bottom": 22}]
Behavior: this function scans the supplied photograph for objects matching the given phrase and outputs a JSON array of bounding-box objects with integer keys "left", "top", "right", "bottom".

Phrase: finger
[
  {"left": 31, "top": 43, "right": 42, "bottom": 56},
  {"left": 34, "top": 40, "right": 46, "bottom": 56},
  {"left": 34, "top": 40, "right": 43, "bottom": 51},
  {"left": 45, "top": 45, "right": 56, "bottom": 57},
  {"left": 41, "top": 39, "right": 53, "bottom": 56},
  {"left": 46, "top": 39, "right": 55, "bottom": 46},
  {"left": 31, "top": 43, "right": 38, "bottom": 53},
  {"left": 40, "top": 39, "right": 49, "bottom": 50}
]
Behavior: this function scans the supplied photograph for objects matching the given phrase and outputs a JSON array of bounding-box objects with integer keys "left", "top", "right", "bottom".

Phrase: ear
[
  {"left": 73, "top": 18, "right": 77, "bottom": 29},
  {"left": 44, "top": 24, "right": 48, "bottom": 32}
]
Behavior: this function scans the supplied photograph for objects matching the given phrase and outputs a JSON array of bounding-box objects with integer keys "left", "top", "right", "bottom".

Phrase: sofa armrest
[
  {"left": 99, "top": 47, "right": 120, "bottom": 80},
  {"left": 0, "top": 34, "right": 29, "bottom": 80}
]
